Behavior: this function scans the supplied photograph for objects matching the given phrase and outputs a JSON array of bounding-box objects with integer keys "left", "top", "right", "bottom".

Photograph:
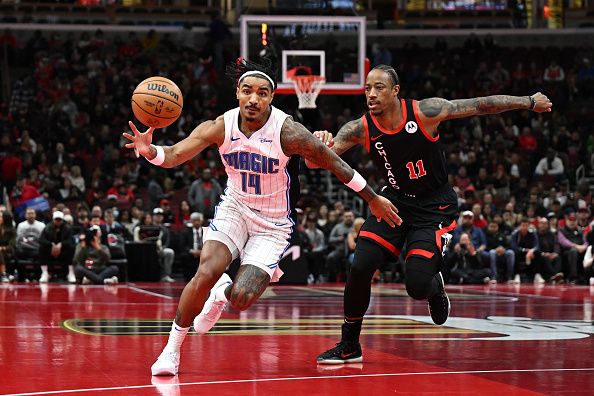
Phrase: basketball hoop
[{"left": 290, "top": 75, "right": 325, "bottom": 109}]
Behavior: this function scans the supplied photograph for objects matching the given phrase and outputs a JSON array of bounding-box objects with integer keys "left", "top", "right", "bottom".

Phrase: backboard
[{"left": 239, "top": 15, "right": 366, "bottom": 95}]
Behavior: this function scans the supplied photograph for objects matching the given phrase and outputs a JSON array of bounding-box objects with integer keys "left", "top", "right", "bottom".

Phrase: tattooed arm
[
  {"left": 305, "top": 118, "right": 365, "bottom": 169},
  {"left": 124, "top": 116, "right": 225, "bottom": 168},
  {"left": 282, "top": 117, "right": 372, "bottom": 200},
  {"left": 417, "top": 92, "right": 552, "bottom": 137},
  {"left": 281, "top": 117, "right": 401, "bottom": 227}
]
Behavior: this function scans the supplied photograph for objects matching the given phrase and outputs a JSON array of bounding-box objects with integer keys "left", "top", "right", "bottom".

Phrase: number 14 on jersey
[{"left": 241, "top": 172, "right": 261, "bottom": 194}]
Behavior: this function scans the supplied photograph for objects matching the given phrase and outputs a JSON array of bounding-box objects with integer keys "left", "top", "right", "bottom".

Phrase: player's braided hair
[
  {"left": 226, "top": 57, "right": 278, "bottom": 90},
  {"left": 372, "top": 64, "right": 400, "bottom": 86}
]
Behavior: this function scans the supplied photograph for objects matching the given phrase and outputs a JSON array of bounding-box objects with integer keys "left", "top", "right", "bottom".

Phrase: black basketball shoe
[
  {"left": 428, "top": 272, "right": 450, "bottom": 325},
  {"left": 317, "top": 341, "right": 363, "bottom": 364}
]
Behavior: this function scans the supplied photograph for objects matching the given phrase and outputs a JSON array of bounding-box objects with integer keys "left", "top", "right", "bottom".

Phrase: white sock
[
  {"left": 164, "top": 321, "right": 189, "bottom": 352},
  {"left": 68, "top": 265, "right": 75, "bottom": 275},
  {"left": 41, "top": 265, "right": 49, "bottom": 275},
  {"left": 215, "top": 281, "right": 231, "bottom": 302}
]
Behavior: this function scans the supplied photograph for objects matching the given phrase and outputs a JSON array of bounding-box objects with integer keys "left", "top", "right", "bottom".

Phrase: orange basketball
[{"left": 131, "top": 77, "right": 183, "bottom": 128}]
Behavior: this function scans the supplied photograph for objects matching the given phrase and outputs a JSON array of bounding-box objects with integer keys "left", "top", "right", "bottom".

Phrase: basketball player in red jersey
[{"left": 309, "top": 65, "right": 552, "bottom": 364}]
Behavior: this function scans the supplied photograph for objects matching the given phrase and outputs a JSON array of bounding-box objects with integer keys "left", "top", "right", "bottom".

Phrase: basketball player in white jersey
[{"left": 123, "top": 58, "right": 401, "bottom": 376}]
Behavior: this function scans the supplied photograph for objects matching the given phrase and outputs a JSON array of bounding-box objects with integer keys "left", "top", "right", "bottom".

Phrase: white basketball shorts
[{"left": 203, "top": 193, "right": 293, "bottom": 282}]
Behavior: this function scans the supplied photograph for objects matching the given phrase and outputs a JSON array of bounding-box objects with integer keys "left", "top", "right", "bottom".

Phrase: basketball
[{"left": 131, "top": 77, "right": 183, "bottom": 128}]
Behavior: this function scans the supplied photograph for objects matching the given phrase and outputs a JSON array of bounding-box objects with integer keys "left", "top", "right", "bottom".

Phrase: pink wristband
[
  {"left": 147, "top": 145, "right": 165, "bottom": 166},
  {"left": 345, "top": 171, "right": 366, "bottom": 192}
]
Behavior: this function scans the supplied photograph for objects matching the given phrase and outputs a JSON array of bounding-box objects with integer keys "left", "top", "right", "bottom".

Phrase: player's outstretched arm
[
  {"left": 418, "top": 92, "right": 552, "bottom": 134},
  {"left": 123, "top": 117, "right": 225, "bottom": 168},
  {"left": 305, "top": 118, "right": 366, "bottom": 169},
  {"left": 281, "top": 117, "right": 401, "bottom": 227}
]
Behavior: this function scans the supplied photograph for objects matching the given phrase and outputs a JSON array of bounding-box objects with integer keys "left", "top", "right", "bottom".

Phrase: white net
[{"left": 291, "top": 76, "right": 326, "bottom": 109}]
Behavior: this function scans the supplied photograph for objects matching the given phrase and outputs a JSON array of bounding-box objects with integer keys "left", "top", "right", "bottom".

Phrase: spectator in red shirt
[
  {"left": 454, "top": 166, "right": 471, "bottom": 191},
  {"left": 518, "top": 127, "right": 537, "bottom": 152},
  {"left": 472, "top": 203, "right": 488, "bottom": 229},
  {"left": 105, "top": 178, "right": 134, "bottom": 204},
  {"left": 10, "top": 176, "right": 40, "bottom": 209},
  {"left": 173, "top": 200, "right": 192, "bottom": 231},
  {"left": 1, "top": 150, "right": 23, "bottom": 191},
  {"left": 543, "top": 60, "right": 565, "bottom": 83},
  {"left": 511, "top": 62, "right": 528, "bottom": 85},
  {"left": 117, "top": 32, "right": 141, "bottom": 58}
]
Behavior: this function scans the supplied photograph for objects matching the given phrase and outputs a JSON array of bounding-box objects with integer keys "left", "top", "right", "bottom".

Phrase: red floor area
[{"left": 1, "top": 282, "right": 593, "bottom": 395}]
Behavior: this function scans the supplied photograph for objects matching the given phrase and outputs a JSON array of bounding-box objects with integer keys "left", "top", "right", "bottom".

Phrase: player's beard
[{"left": 243, "top": 106, "right": 260, "bottom": 122}]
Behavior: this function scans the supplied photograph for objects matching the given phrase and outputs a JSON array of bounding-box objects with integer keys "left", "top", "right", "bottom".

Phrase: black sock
[
  {"left": 341, "top": 318, "right": 363, "bottom": 344},
  {"left": 342, "top": 239, "right": 387, "bottom": 344}
]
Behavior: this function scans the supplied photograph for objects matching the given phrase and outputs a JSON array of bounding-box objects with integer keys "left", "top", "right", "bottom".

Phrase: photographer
[
  {"left": 447, "top": 233, "right": 492, "bottom": 284},
  {"left": 73, "top": 225, "right": 117, "bottom": 285}
]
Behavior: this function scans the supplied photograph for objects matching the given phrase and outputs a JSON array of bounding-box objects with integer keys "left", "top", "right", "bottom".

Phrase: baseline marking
[
  {"left": 127, "top": 285, "right": 174, "bottom": 300},
  {"left": 3, "top": 367, "right": 593, "bottom": 395}
]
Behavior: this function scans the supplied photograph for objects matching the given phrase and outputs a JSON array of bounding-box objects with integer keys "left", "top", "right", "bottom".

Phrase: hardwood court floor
[{"left": 1, "top": 282, "right": 593, "bottom": 395}]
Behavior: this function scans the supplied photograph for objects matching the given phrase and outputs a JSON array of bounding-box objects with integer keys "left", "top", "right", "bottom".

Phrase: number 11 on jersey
[
  {"left": 406, "top": 160, "right": 427, "bottom": 179},
  {"left": 241, "top": 172, "right": 261, "bottom": 194}
]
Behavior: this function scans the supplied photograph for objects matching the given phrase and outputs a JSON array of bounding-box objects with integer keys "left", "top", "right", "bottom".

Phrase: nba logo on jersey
[{"left": 405, "top": 121, "right": 418, "bottom": 134}]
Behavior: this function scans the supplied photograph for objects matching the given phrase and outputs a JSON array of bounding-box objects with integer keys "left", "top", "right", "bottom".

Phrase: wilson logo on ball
[{"left": 147, "top": 83, "right": 180, "bottom": 101}]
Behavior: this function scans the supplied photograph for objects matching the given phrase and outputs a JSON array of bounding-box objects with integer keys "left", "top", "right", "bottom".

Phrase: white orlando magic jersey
[{"left": 219, "top": 106, "right": 299, "bottom": 218}]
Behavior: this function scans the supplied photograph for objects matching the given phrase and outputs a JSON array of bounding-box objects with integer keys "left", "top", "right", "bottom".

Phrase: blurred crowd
[{"left": 0, "top": 28, "right": 593, "bottom": 285}]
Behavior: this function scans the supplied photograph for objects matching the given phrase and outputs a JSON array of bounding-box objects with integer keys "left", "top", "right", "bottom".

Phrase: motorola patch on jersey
[{"left": 405, "top": 121, "right": 418, "bottom": 133}]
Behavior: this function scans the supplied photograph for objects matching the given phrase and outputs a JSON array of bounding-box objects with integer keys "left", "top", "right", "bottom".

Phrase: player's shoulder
[
  {"left": 188, "top": 115, "right": 226, "bottom": 145},
  {"left": 214, "top": 114, "right": 225, "bottom": 125},
  {"left": 203, "top": 116, "right": 225, "bottom": 134}
]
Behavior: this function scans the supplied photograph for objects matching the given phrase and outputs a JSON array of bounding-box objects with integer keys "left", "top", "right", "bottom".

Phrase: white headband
[{"left": 238, "top": 71, "right": 275, "bottom": 90}]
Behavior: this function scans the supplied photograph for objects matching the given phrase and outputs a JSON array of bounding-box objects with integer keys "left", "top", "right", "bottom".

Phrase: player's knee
[
  {"left": 405, "top": 269, "right": 434, "bottom": 300},
  {"left": 228, "top": 286, "right": 256, "bottom": 311},
  {"left": 348, "top": 240, "right": 385, "bottom": 281},
  {"left": 349, "top": 261, "right": 366, "bottom": 277},
  {"left": 193, "top": 263, "right": 220, "bottom": 288},
  {"left": 348, "top": 258, "right": 374, "bottom": 283},
  {"left": 406, "top": 276, "right": 433, "bottom": 300}
]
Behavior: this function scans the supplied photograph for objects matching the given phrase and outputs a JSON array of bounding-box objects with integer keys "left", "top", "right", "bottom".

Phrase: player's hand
[
  {"left": 313, "top": 130, "right": 334, "bottom": 148},
  {"left": 530, "top": 92, "right": 552, "bottom": 113},
  {"left": 368, "top": 196, "right": 402, "bottom": 228},
  {"left": 123, "top": 121, "right": 155, "bottom": 158}
]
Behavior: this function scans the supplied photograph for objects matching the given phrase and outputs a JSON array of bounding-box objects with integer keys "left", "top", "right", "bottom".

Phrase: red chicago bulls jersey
[{"left": 362, "top": 98, "right": 448, "bottom": 197}]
